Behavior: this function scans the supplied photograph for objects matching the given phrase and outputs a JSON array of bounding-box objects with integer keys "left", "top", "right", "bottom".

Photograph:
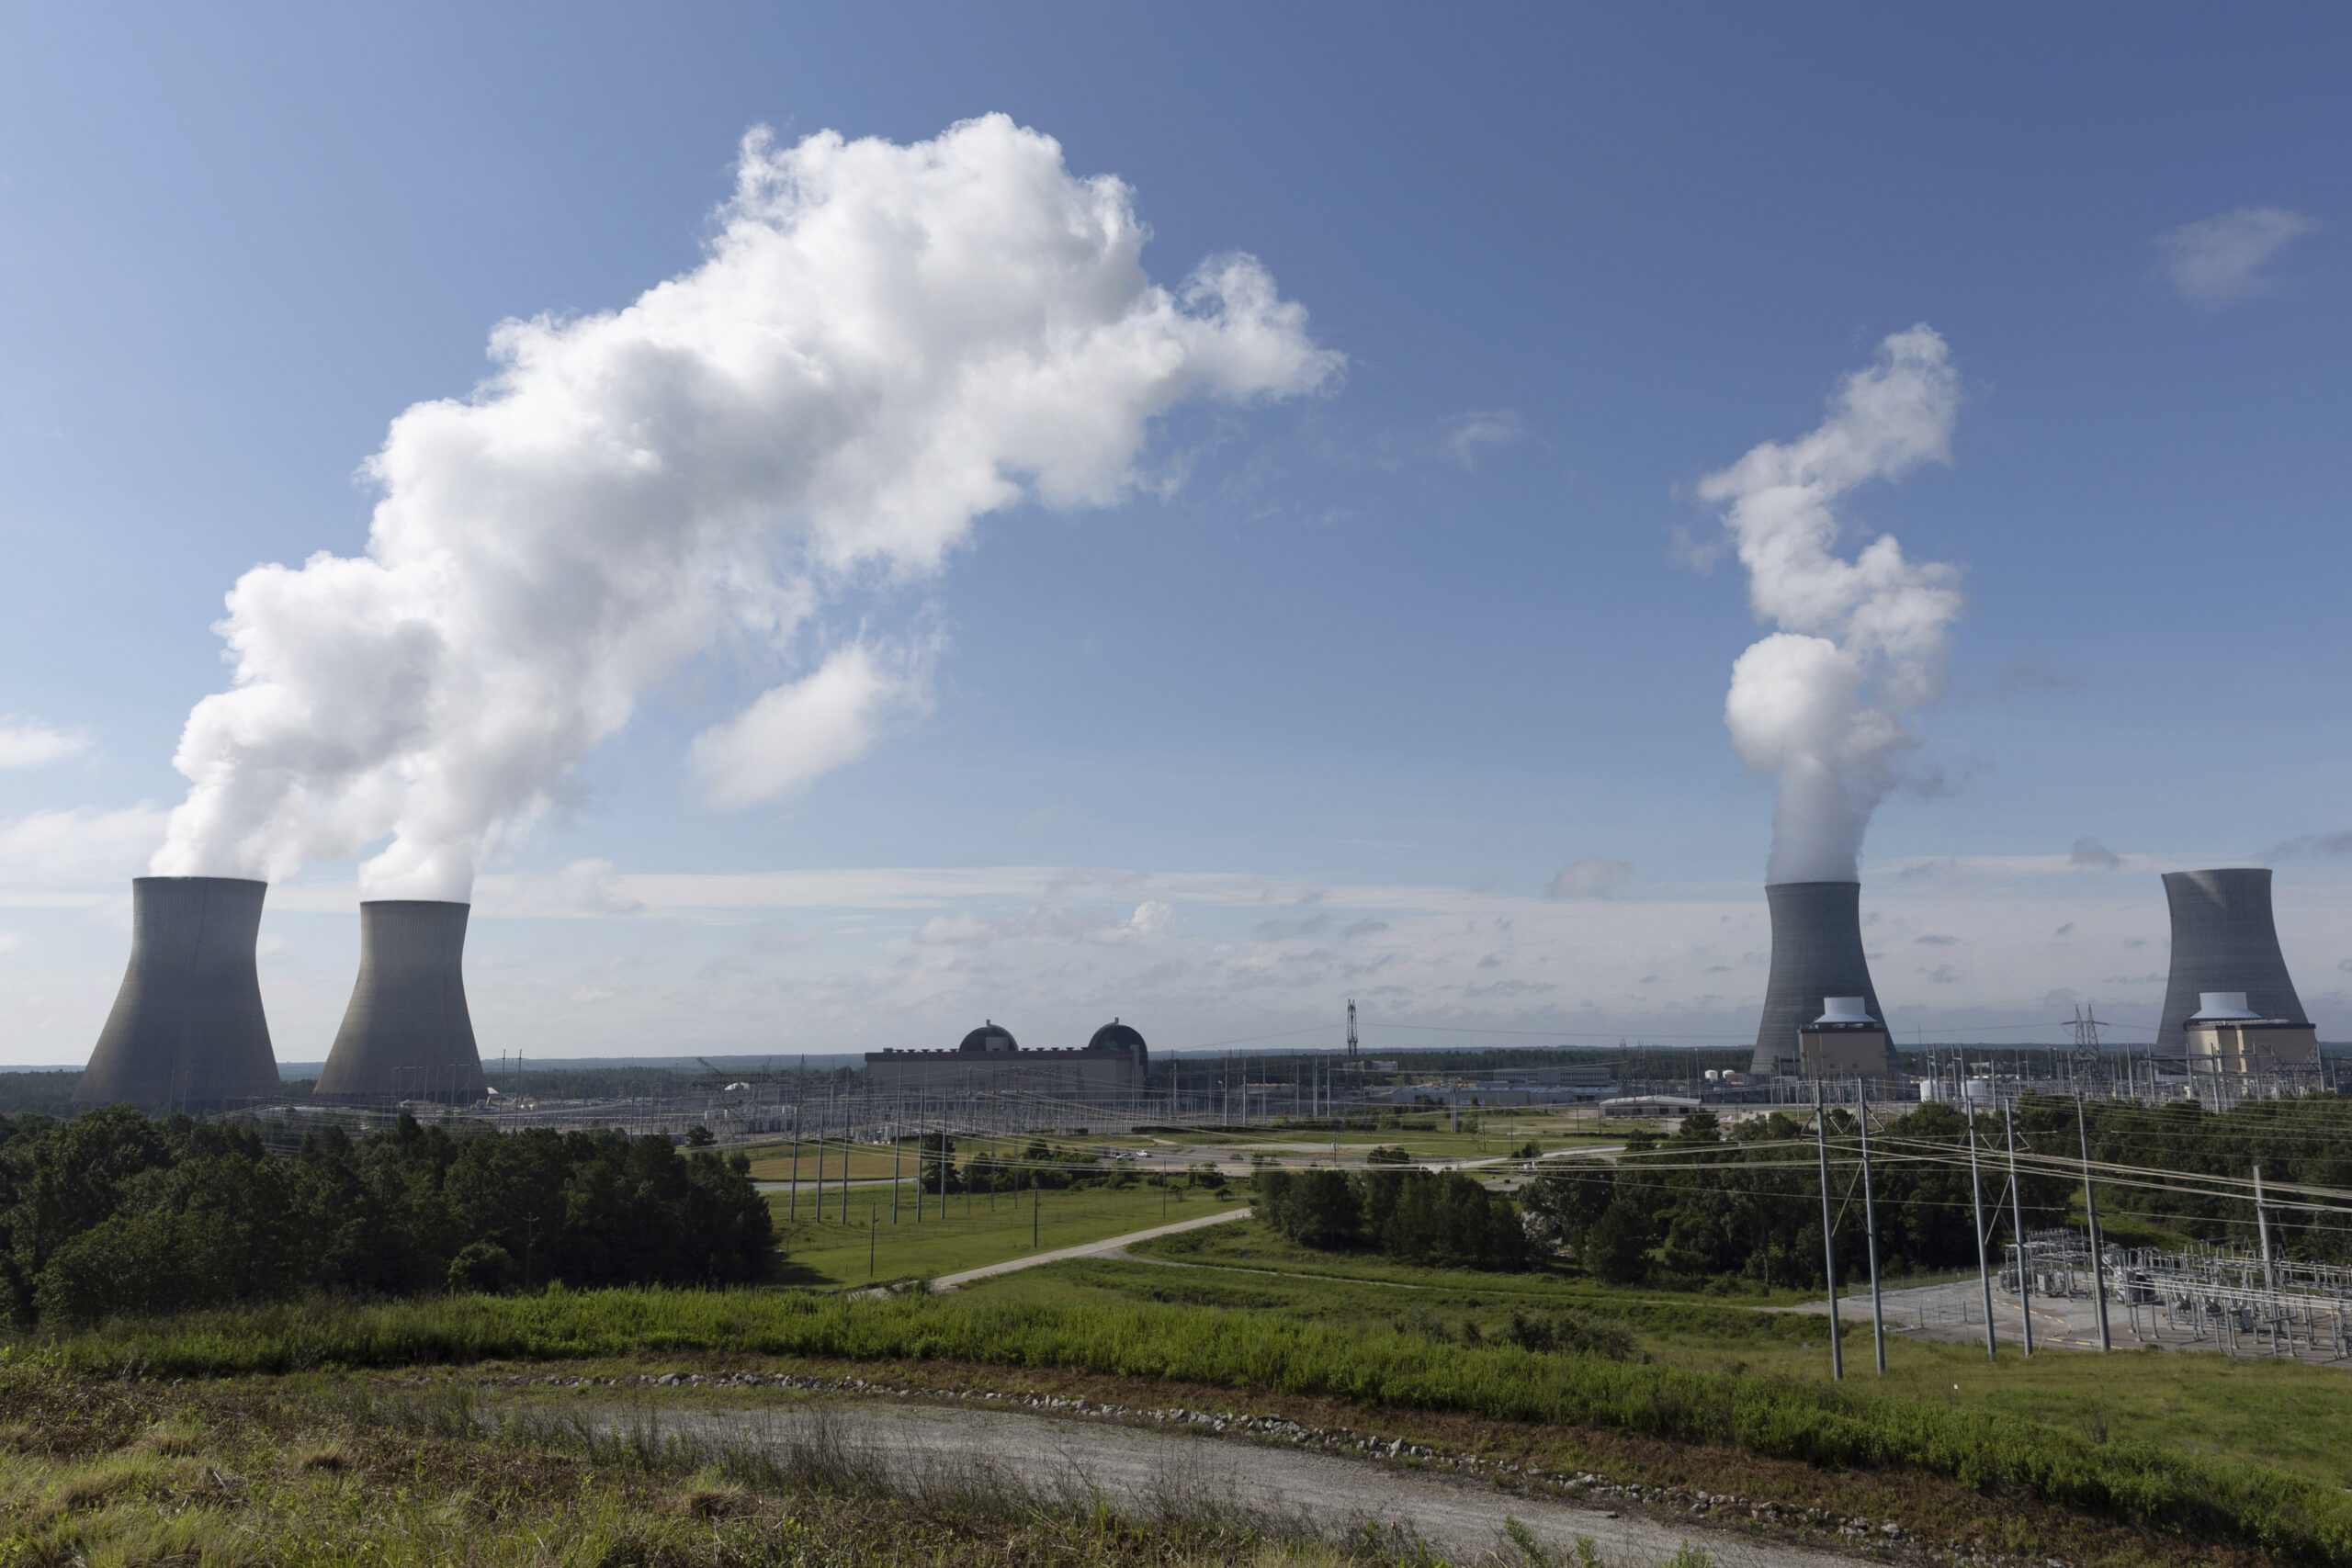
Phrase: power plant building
[
  {"left": 865, "top": 1020, "right": 1149, "bottom": 1096},
  {"left": 75, "top": 876, "right": 285, "bottom": 1111},
  {"left": 2154, "top": 869, "right": 2311, "bottom": 1058},
  {"left": 313, "top": 900, "right": 490, "bottom": 1104},
  {"left": 2181, "top": 990, "right": 2321, "bottom": 1088},
  {"left": 1750, "top": 880, "right": 1898, "bottom": 1079}
]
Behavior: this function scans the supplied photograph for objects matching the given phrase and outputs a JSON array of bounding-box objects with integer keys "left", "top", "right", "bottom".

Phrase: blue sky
[{"left": 2, "top": 4, "right": 2347, "bottom": 1063}]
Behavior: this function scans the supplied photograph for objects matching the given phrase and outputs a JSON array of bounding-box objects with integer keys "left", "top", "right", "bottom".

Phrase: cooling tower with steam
[
  {"left": 313, "top": 900, "right": 490, "bottom": 1104},
  {"left": 2154, "top": 869, "right": 2309, "bottom": 1055},
  {"left": 74, "top": 876, "right": 285, "bottom": 1111},
  {"left": 1749, "top": 880, "right": 1897, "bottom": 1077}
]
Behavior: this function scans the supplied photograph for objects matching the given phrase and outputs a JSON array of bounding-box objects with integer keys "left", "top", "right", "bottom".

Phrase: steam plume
[
  {"left": 1700, "top": 326, "right": 1962, "bottom": 885},
  {"left": 152, "top": 115, "right": 1338, "bottom": 899}
]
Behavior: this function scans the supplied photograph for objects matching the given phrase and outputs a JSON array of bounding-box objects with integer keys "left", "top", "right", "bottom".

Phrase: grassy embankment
[
  {"left": 0, "top": 1362, "right": 1428, "bottom": 1566},
  {"left": 765, "top": 1180, "right": 1249, "bottom": 1288},
  {"left": 997, "top": 1226, "right": 2352, "bottom": 1497},
  {"left": 26, "top": 1281, "right": 2352, "bottom": 1565}
]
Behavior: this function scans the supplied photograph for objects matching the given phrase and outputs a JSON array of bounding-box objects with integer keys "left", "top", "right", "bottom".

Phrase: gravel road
[{"left": 601, "top": 1396, "right": 1860, "bottom": 1568}]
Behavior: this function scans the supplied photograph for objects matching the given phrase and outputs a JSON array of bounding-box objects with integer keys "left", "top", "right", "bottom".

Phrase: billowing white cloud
[
  {"left": 1702, "top": 326, "right": 1964, "bottom": 885},
  {"left": 151, "top": 114, "right": 1339, "bottom": 901},
  {"left": 691, "top": 643, "right": 925, "bottom": 809},
  {"left": 2156, "top": 207, "right": 2317, "bottom": 305},
  {"left": 0, "top": 718, "right": 91, "bottom": 770}
]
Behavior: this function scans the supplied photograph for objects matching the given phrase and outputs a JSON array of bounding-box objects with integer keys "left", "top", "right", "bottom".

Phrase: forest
[{"left": 0, "top": 1106, "right": 773, "bottom": 1325}]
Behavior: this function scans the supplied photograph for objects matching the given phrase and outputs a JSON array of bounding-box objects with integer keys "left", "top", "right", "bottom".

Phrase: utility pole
[
  {"left": 2075, "top": 1092, "right": 2110, "bottom": 1351},
  {"left": 1857, "top": 1092, "right": 1886, "bottom": 1374},
  {"left": 2253, "top": 1164, "right": 2278, "bottom": 1293},
  {"left": 1815, "top": 1081, "right": 1843, "bottom": 1381},
  {"left": 1963, "top": 1069, "right": 1996, "bottom": 1357},
  {"left": 2006, "top": 1098, "right": 2033, "bottom": 1357},
  {"left": 892, "top": 1127, "right": 901, "bottom": 1224},
  {"left": 814, "top": 1128, "right": 828, "bottom": 1224}
]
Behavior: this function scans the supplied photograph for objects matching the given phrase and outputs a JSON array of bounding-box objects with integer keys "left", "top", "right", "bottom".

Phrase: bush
[{"left": 447, "top": 1241, "right": 518, "bottom": 1294}]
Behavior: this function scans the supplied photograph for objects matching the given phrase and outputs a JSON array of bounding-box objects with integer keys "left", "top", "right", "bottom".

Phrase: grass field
[
  {"left": 1012, "top": 1220, "right": 2352, "bottom": 1496},
  {"left": 766, "top": 1180, "right": 1249, "bottom": 1287}
]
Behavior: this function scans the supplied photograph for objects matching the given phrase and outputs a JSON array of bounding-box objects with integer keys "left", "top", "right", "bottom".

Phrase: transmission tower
[
  {"left": 1346, "top": 998, "right": 1358, "bottom": 1060},
  {"left": 2069, "top": 1005, "right": 2109, "bottom": 1084}
]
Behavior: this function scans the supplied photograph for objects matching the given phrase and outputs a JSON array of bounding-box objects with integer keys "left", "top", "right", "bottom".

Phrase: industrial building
[
  {"left": 864, "top": 1019, "right": 1149, "bottom": 1096},
  {"left": 313, "top": 900, "right": 490, "bottom": 1104},
  {"left": 1749, "top": 881, "right": 1898, "bottom": 1079},
  {"left": 74, "top": 876, "right": 284, "bottom": 1111},
  {"left": 2154, "top": 869, "right": 2311, "bottom": 1056},
  {"left": 2181, "top": 991, "right": 2322, "bottom": 1089}
]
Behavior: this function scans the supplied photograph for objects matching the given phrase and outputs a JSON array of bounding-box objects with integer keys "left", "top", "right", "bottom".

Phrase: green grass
[
  {"left": 28, "top": 1284, "right": 2352, "bottom": 1564},
  {"left": 766, "top": 1180, "right": 1247, "bottom": 1287}
]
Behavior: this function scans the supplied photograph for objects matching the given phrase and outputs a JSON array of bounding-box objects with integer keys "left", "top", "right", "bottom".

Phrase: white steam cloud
[
  {"left": 1701, "top": 326, "right": 1963, "bottom": 886},
  {"left": 152, "top": 115, "right": 1339, "bottom": 900}
]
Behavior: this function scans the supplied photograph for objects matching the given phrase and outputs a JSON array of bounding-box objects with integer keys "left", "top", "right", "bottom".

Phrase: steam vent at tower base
[
  {"left": 1748, "top": 880, "right": 1899, "bottom": 1080},
  {"left": 74, "top": 876, "right": 284, "bottom": 1112},
  {"left": 312, "top": 899, "right": 490, "bottom": 1104}
]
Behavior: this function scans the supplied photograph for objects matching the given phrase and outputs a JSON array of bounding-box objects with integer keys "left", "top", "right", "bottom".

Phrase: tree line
[
  {"left": 1253, "top": 1165, "right": 1529, "bottom": 1269},
  {"left": 0, "top": 1106, "right": 774, "bottom": 1325},
  {"left": 1518, "top": 1095, "right": 2352, "bottom": 1289}
]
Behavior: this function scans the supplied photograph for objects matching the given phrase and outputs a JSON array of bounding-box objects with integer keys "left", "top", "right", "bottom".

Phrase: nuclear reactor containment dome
[
  {"left": 1086, "top": 1019, "right": 1149, "bottom": 1067},
  {"left": 75, "top": 876, "right": 284, "bottom": 1111},
  {"left": 1749, "top": 880, "right": 1895, "bottom": 1078},
  {"left": 957, "top": 1021, "right": 1019, "bottom": 1055},
  {"left": 2154, "top": 869, "right": 2309, "bottom": 1055},
  {"left": 314, "top": 900, "right": 489, "bottom": 1104}
]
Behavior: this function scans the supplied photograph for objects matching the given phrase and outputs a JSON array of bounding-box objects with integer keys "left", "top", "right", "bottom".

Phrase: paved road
[
  {"left": 929, "top": 1205, "right": 1251, "bottom": 1292},
  {"left": 626, "top": 1398, "right": 1856, "bottom": 1568}
]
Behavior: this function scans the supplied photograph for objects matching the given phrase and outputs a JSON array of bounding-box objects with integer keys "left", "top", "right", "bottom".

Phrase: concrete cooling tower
[
  {"left": 2155, "top": 868, "right": 2309, "bottom": 1055},
  {"left": 313, "top": 900, "right": 489, "bottom": 1104},
  {"left": 74, "top": 876, "right": 284, "bottom": 1111},
  {"left": 1749, "top": 880, "right": 1897, "bottom": 1077}
]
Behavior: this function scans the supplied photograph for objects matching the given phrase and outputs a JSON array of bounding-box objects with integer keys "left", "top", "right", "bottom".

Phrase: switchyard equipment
[{"left": 75, "top": 875, "right": 284, "bottom": 1111}]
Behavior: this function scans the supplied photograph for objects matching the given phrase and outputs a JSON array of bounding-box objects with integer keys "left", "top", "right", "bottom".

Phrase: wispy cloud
[
  {"left": 0, "top": 717, "right": 92, "bottom": 771},
  {"left": 1437, "top": 408, "right": 1530, "bottom": 468},
  {"left": 1545, "top": 859, "right": 1633, "bottom": 899},
  {"left": 2070, "top": 837, "right": 2121, "bottom": 871},
  {"left": 2272, "top": 830, "right": 2352, "bottom": 859},
  {"left": 2155, "top": 207, "right": 2318, "bottom": 305}
]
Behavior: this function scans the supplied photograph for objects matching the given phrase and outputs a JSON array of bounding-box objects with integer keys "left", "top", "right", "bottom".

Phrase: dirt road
[{"left": 613, "top": 1397, "right": 1862, "bottom": 1567}]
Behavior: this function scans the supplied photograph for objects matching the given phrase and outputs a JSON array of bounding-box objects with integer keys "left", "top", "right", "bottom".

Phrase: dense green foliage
[
  {"left": 1254, "top": 1166, "right": 1528, "bottom": 1269},
  {"left": 2086, "top": 1095, "right": 2352, "bottom": 1258},
  {"left": 0, "top": 1107, "right": 772, "bottom": 1325},
  {"left": 0, "top": 1072, "right": 80, "bottom": 1118},
  {"left": 1520, "top": 1105, "right": 2077, "bottom": 1288},
  {"left": 33, "top": 1286, "right": 2352, "bottom": 1563}
]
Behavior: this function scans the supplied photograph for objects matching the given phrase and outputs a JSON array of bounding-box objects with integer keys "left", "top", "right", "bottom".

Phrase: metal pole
[
  {"left": 1857, "top": 1090, "right": 1886, "bottom": 1373},
  {"left": 1965, "top": 1082, "right": 1997, "bottom": 1358},
  {"left": 869, "top": 1203, "right": 876, "bottom": 1279},
  {"left": 788, "top": 1114, "right": 800, "bottom": 1224},
  {"left": 814, "top": 1127, "right": 828, "bottom": 1224},
  {"left": 2254, "top": 1164, "right": 2278, "bottom": 1293},
  {"left": 892, "top": 1126, "right": 901, "bottom": 1224},
  {"left": 2076, "top": 1091, "right": 2111, "bottom": 1351},
  {"left": 2006, "top": 1098, "right": 2033, "bottom": 1357},
  {"left": 1815, "top": 1081, "right": 1842, "bottom": 1381}
]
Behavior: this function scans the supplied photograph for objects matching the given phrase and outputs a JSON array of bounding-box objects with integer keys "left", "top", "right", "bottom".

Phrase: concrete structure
[
  {"left": 75, "top": 876, "right": 284, "bottom": 1111},
  {"left": 1749, "top": 881, "right": 1895, "bottom": 1078},
  {"left": 2182, "top": 991, "right": 2321, "bottom": 1087},
  {"left": 1600, "top": 1094, "right": 1702, "bottom": 1121},
  {"left": 865, "top": 1019, "right": 1149, "bottom": 1097},
  {"left": 1798, "top": 996, "right": 1893, "bottom": 1077},
  {"left": 314, "top": 900, "right": 489, "bottom": 1104},
  {"left": 2155, "top": 869, "right": 2310, "bottom": 1055}
]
